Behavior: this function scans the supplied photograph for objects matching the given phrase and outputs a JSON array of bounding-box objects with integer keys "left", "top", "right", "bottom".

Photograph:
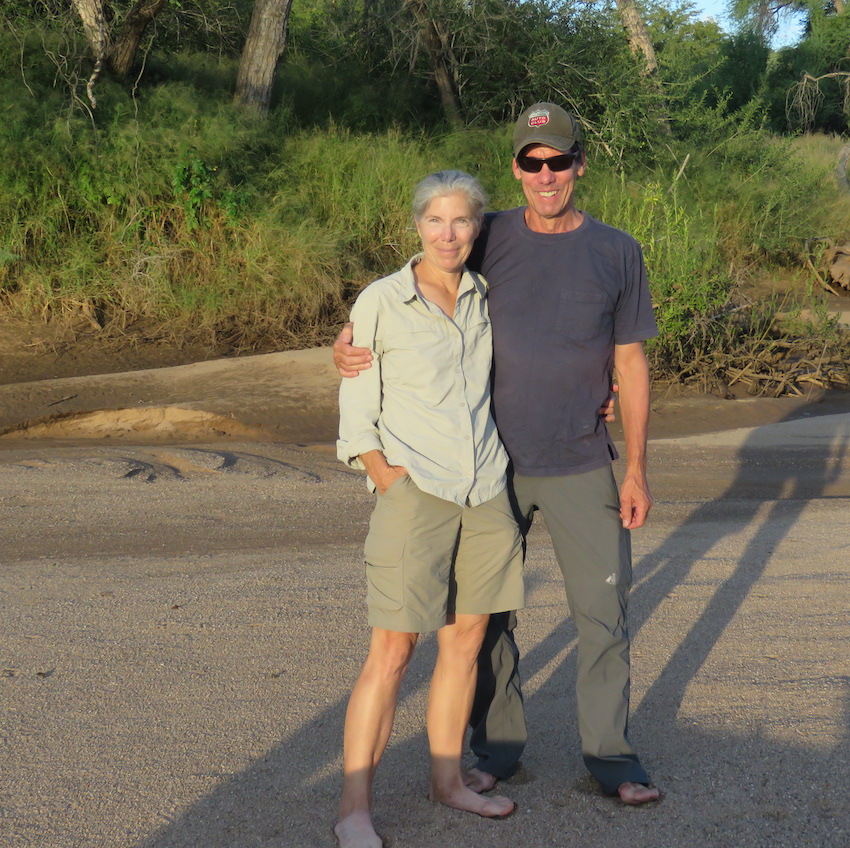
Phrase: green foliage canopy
[{"left": 0, "top": 1, "right": 847, "bottom": 386}]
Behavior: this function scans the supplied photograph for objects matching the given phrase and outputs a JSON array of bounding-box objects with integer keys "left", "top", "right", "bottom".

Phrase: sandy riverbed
[{"left": 1, "top": 349, "right": 849, "bottom": 848}]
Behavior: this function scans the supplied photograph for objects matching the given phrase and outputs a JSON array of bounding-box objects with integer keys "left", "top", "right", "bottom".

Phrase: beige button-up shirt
[{"left": 337, "top": 255, "right": 508, "bottom": 507}]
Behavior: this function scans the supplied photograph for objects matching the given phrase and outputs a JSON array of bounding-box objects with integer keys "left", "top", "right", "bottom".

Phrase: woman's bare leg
[
  {"left": 335, "top": 628, "right": 418, "bottom": 848},
  {"left": 427, "top": 614, "right": 514, "bottom": 817}
]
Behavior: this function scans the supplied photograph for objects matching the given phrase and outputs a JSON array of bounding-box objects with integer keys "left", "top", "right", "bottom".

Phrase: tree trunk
[
  {"left": 233, "top": 0, "right": 295, "bottom": 113},
  {"left": 71, "top": 0, "right": 109, "bottom": 107},
  {"left": 72, "top": 0, "right": 108, "bottom": 58},
  {"left": 405, "top": 0, "right": 463, "bottom": 128},
  {"left": 614, "top": 0, "right": 658, "bottom": 75},
  {"left": 108, "top": 0, "right": 168, "bottom": 78},
  {"left": 613, "top": 0, "right": 673, "bottom": 135}
]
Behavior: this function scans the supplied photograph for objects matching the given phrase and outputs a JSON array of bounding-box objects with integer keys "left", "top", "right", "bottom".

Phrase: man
[{"left": 335, "top": 102, "right": 660, "bottom": 805}]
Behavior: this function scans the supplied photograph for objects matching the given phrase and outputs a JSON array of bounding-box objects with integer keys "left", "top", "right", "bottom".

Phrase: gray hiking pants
[{"left": 468, "top": 464, "right": 650, "bottom": 794}]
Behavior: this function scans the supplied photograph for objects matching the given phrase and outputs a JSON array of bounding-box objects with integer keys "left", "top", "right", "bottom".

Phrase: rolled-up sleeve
[{"left": 336, "top": 291, "right": 384, "bottom": 469}]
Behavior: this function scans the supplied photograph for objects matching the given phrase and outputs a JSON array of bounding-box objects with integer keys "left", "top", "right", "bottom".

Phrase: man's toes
[
  {"left": 617, "top": 782, "right": 660, "bottom": 806},
  {"left": 463, "top": 767, "right": 497, "bottom": 793}
]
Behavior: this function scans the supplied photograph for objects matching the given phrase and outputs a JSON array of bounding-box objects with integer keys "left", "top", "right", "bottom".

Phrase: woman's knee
[
  {"left": 438, "top": 615, "right": 489, "bottom": 658},
  {"left": 365, "top": 629, "right": 418, "bottom": 677}
]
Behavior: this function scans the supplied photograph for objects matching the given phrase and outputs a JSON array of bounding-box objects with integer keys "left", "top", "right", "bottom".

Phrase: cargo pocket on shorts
[{"left": 364, "top": 558, "right": 404, "bottom": 612}]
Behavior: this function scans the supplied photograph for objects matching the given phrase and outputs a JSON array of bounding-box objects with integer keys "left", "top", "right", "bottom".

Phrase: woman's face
[{"left": 415, "top": 192, "right": 480, "bottom": 276}]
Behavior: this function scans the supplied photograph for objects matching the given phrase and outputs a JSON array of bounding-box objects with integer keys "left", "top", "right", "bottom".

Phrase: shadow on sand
[{"left": 138, "top": 402, "right": 850, "bottom": 848}]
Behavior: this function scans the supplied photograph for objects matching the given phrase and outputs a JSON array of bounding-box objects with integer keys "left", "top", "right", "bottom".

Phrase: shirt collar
[{"left": 396, "top": 254, "right": 488, "bottom": 303}]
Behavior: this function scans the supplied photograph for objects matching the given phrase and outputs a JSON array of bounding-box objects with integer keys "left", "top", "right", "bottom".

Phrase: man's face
[{"left": 511, "top": 143, "right": 585, "bottom": 230}]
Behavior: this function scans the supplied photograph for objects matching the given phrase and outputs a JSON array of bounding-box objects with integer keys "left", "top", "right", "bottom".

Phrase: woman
[{"left": 335, "top": 171, "right": 524, "bottom": 848}]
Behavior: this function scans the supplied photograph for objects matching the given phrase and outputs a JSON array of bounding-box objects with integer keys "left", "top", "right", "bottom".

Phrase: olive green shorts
[{"left": 362, "top": 476, "right": 524, "bottom": 633}]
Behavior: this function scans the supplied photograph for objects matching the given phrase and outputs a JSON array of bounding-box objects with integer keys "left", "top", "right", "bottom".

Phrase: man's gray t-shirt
[{"left": 467, "top": 208, "right": 658, "bottom": 477}]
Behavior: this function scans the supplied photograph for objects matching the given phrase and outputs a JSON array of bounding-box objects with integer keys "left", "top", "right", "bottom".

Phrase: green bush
[{"left": 0, "top": 20, "right": 847, "bottom": 392}]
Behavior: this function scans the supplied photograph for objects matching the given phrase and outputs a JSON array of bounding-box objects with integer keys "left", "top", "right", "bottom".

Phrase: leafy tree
[
  {"left": 729, "top": 0, "right": 849, "bottom": 130},
  {"left": 403, "top": 0, "right": 463, "bottom": 127},
  {"left": 615, "top": 0, "right": 661, "bottom": 74},
  {"left": 718, "top": 28, "right": 770, "bottom": 111},
  {"left": 765, "top": 2, "right": 850, "bottom": 130},
  {"left": 111, "top": 1, "right": 169, "bottom": 76}
]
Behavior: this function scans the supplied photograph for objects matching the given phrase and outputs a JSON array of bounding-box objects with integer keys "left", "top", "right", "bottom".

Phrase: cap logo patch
[{"left": 528, "top": 109, "right": 550, "bottom": 127}]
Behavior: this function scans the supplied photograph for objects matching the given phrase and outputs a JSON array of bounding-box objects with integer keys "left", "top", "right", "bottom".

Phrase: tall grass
[
  {"left": 587, "top": 178, "right": 731, "bottom": 374},
  {"left": 0, "top": 36, "right": 847, "bottom": 389}
]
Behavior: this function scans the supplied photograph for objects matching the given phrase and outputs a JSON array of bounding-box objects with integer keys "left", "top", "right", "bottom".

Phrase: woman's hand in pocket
[
  {"left": 373, "top": 464, "right": 408, "bottom": 495},
  {"left": 359, "top": 449, "right": 409, "bottom": 495}
]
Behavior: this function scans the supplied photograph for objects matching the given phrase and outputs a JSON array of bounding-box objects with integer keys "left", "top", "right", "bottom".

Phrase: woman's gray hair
[{"left": 411, "top": 170, "right": 488, "bottom": 223}]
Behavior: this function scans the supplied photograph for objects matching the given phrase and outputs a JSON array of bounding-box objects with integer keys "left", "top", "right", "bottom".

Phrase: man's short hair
[{"left": 513, "top": 103, "right": 583, "bottom": 157}]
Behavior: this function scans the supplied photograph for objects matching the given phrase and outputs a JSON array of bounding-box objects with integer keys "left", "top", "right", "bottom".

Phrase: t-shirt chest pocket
[{"left": 556, "top": 289, "right": 608, "bottom": 342}]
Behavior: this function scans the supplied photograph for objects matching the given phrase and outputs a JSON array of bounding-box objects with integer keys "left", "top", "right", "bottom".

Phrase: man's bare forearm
[
  {"left": 616, "top": 347, "right": 650, "bottom": 478},
  {"left": 613, "top": 342, "right": 652, "bottom": 528}
]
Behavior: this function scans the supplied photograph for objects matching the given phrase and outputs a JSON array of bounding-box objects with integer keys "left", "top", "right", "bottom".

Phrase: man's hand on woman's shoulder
[{"left": 334, "top": 322, "right": 373, "bottom": 377}]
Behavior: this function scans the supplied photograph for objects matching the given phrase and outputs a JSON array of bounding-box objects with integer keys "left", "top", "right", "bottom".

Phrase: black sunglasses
[{"left": 516, "top": 150, "right": 580, "bottom": 173}]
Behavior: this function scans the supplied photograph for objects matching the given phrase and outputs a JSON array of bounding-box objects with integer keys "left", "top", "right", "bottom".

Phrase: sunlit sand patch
[{"left": 0, "top": 406, "right": 271, "bottom": 442}]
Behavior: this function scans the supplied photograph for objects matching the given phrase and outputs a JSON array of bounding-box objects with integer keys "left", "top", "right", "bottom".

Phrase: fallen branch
[{"left": 804, "top": 237, "right": 842, "bottom": 296}]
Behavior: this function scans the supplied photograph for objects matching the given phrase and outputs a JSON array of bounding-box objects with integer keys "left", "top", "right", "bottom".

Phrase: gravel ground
[{"left": 1, "top": 407, "right": 849, "bottom": 848}]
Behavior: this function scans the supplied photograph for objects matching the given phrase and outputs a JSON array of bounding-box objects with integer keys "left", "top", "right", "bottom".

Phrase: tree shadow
[{"left": 630, "top": 400, "right": 849, "bottom": 735}]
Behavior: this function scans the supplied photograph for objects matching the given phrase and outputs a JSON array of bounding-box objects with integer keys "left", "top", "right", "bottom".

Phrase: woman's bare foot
[
  {"left": 430, "top": 783, "right": 514, "bottom": 818},
  {"left": 617, "top": 782, "right": 661, "bottom": 805},
  {"left": 334, "top": 810, "right": 382, "bottom": 848},
  {"left": 462, "top": 767, "right": 498, "bottom": 793}
]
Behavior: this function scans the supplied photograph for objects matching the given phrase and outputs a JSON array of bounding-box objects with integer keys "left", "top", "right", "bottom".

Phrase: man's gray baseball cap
[{"left": 512, "top": 102, "right": 583, "bottom": 157}]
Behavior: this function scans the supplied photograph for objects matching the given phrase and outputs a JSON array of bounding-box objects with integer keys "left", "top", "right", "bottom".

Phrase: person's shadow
[
  {"left": 520, "top": 399, "right": 849, "bottom": 762},
  {"left": 137, "top": 399, "right": 850, "bottom": 847}
]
